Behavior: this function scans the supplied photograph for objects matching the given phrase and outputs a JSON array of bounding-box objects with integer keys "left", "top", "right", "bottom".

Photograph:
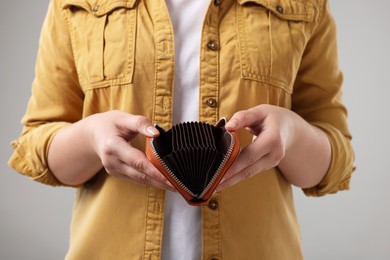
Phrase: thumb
[
  {"left": 225, "top": 107, "right": 267, "bottom": 132},
  {"left": 225, "top": 110, "right": 251, "bottom": 131},
  {"left": 123, "top": 115, "right": 160, "bottom": 138}
]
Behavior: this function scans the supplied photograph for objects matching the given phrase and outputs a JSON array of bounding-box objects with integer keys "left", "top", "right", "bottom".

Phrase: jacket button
[
  {"left": 208, "top": 200, "right": 219, "bottom": 210},
  {"left": 92, "top": 5, "right": 99, "bottom": 12},
  {"left": 206, "top": 98, "right": 217, "bottom": 108},
  {"left": 276, "top": 5, "right": 284, "bottom": 14},
  {"left": 214, "top": 0, "right": 222, "bottom": 6},
  {"left": 207, "top": 41, "right": 219, "bottom": 51}
]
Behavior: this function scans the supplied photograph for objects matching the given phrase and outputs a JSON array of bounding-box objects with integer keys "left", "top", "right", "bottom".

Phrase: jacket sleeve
[
  {"left": 291, "top": 0, "right": 355, "bottom": 196},
  {"left": 8, "top": 0, "right": 84, "bottom": 186}
]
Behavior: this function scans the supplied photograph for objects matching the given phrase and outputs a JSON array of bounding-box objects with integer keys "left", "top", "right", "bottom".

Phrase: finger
[
  {"left": 219, "top": 132, "right": 285, "bottom": 192},
  {"left": 150, "top": 178, "right": 176, "bottom": 192},
  {"left": 225, "top": 108, "right": 266, "bottom": 132},
  {"left": 109, "top": 162, "right": 176, "bottom": 191},
  {"left": 101, "top": 136, "right": 169, "bottom": 185},
  {"left": 119, "top": 114, "right": 160, "bottom": 138},
  {"left": 102, "top": 144, "right": 175, "bottom": 191},
  {"left": 118, "top": 144, "right": 169, "bottom": 184},
  {"left": 216, "top": 153, "right": 274, "bottom": 192},
  {"left": 223, "top": 139, "right": 269, "bottom": 180},
  {"left": 217, "top": 137, "right": 285, "bottom": 192},
  {"left": 122, "top": 166, "right": 175, "bottom": 191}
]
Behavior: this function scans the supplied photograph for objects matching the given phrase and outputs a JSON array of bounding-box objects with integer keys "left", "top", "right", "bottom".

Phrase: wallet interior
[{"left": 146, "top": 119, "right": 239, "bottom": 205}]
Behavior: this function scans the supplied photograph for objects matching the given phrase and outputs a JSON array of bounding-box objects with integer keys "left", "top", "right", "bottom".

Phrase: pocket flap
[
  {"left": 62, "top": 0, "right": 137, "bottom": 16},
  {"left": 237, "top": 0, "right": 314, "bottom": 22}
]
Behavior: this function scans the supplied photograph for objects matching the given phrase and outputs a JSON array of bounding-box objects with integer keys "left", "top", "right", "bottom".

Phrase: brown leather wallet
[{"left": 145, "top": 118, "right": 240, "bottom": 206}]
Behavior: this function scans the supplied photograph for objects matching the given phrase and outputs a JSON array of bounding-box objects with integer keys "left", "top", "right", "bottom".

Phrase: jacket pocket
[
  {"left": 62, "top": 0, "right": 137, "bottom": 90},
  {"left": 236, "top": 0, "right": 314, "bottom": 94}
]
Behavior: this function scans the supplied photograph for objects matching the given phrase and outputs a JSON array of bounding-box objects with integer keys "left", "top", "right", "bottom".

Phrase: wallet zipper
[{"left": 150, "top": 132, "right": 235, "bottom": 200}]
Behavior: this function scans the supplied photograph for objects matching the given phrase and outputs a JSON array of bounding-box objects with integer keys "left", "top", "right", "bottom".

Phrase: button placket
[
  {"left": 203, "top": 196, "right": 221, "bottom": 260},
  {"left": 152, "top": 0, "right": 175, "bottom": 130},
  {"left": 199, "top": 0, "right": 220, "bottom": 130}
]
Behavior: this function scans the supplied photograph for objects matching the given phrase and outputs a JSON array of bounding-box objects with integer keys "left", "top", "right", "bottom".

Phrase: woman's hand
[
  {"left": 48, "top": 110, "right": 174, "bottom": 191},
  {"left": 91, "top": 111, "right": 174, "bottom": 190},
  {"left": 216, "top": 104, "right": 331, "bottom": 191}
]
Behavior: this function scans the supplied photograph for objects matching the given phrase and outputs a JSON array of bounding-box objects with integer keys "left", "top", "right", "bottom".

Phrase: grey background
[{"left": 1, "top": 0, "right": 389, "bottom": 259}]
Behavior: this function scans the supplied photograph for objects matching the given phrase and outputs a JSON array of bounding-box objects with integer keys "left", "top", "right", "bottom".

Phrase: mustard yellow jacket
[{"left": 9, "top": 0, "right": 355, "bottom": 259}]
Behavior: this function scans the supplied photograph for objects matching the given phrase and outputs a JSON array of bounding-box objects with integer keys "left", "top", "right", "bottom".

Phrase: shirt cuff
[
  {"left": 302, "top": 122, "right": 355, "bottom": 197},
  {"left": 8, "top": 122, "right": 73, "bottom": 187}
]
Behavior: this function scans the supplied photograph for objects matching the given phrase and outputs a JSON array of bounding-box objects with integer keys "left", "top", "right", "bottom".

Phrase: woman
[{"left": 9, "top": 0, "right": 355, "bottom": 259}]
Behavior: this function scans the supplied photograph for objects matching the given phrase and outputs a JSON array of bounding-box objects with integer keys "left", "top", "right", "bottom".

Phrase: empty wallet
[{"left": 145, "top": 118, "right": 240, "bottom": 206}]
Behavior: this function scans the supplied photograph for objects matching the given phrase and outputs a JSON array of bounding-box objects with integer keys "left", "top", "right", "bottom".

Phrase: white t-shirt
[{"left": 161, "top": 1, "right": 210, "bottom": 259}]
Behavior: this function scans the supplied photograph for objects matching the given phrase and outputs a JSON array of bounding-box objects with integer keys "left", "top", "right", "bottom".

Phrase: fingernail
[{"left": 146, "top": 126, "right": 159, "bottom": 136}]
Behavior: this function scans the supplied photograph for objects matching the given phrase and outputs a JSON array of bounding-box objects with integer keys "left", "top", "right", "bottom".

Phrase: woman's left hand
[{"left": 216, "top": 104, "right": 331, "bottom": 191}]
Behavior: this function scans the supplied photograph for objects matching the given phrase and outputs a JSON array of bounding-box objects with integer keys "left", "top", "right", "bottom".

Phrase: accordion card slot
[{"left": 145, "top": 118, "right": 240, "bottom": 206}]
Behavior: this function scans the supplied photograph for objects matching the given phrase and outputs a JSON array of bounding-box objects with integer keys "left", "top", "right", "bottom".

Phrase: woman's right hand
[
  {"left": 48, "top": 110, "right": 174, "bottom": 191},
  {"left": 92, "top": 110, "right": 174, "bottom": 190}
]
